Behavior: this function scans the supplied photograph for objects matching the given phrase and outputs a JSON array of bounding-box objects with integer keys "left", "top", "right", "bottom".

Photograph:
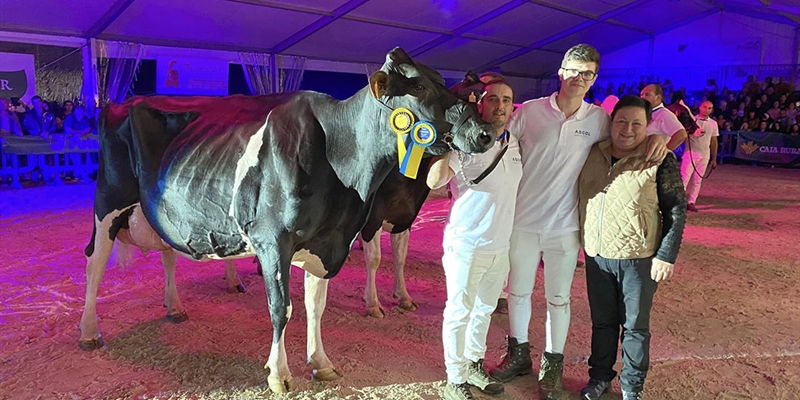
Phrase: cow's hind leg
[
  {"left": 305, "top": 271, "right": 341, "bottom": 381},
  {"left": 223, "top": 260, "right": 246, "bottom": 293},
  {"left": 259, "top": 243, "right": 295, "bottom": 393},
  {"left": 162, "top": 250, "right": 188, "bottom": 323},
  {"left": 390, "top": 230, "right": 417, "bottom": 312},
  {"left": 79, "top": 216, "right": 115, "bottom": 350},
  {"left": 362, "top": 231, "right": 385, "bottom": 318}
]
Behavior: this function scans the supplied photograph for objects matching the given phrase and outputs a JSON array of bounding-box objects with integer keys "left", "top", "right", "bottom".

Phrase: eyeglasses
[{"left": 560, "top": 68, "right": 597, "bottom": 80}]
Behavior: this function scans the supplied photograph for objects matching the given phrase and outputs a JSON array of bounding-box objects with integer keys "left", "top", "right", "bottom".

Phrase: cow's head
[
  {"left": 368, "top": 47, "right": 494, "bottom": 156},
  {"left": 449, "top": 71, "right": 485, "bottom": 103}
]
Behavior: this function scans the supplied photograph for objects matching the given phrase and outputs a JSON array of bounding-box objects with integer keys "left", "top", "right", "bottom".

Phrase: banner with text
[
  {"left": 156, "top": 56, "right": 229, "bottom": 96},
  {"left": 735, "top": 131, "right": 800, "bottom": 165},
  {"left": 0, "top": 52, "right": 36, "bottom": 104}
]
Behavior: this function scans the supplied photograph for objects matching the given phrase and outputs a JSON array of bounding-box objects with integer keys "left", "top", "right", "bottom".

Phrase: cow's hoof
[
  {"left": 78, "top": 337, "right": 105, "bottom": 351},
  {"left": 313, "top": 368, "right": 343, "bottom": 381},
  {"left": 366, "top": 306, "right": 385, "bottom": 318},
  {"left": 268, "top": 377, "right": 295, "bottom": 393},
  {"left": 397, "top": 300, "right": 418, "bottom": 312},
  {"left": 227, "top": 284, "right": 246, "bottom": 293},
  {"left": 166, "top": 311, "right": 188, "bottom": 323}
]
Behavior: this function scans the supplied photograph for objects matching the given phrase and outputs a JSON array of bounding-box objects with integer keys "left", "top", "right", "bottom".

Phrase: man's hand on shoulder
[{"left": 644, "top": 134, "right": 669, "bottom": 168}]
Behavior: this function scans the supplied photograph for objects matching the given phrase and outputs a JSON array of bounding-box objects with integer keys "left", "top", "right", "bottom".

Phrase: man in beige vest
[{"left": 578, "top": 96, "right": 687, "bottom": 400}]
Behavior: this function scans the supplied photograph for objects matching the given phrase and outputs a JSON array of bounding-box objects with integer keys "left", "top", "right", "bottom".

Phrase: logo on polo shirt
[{"left": 574, "top": 129, "right": 591, "bottom": 137}]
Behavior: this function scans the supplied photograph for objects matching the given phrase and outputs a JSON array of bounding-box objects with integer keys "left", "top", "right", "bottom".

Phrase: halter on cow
[{"left": 78, "top": 47, "right": 494, "bottom": 393}]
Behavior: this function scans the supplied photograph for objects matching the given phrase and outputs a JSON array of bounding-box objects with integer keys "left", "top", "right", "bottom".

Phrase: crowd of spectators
[
  {"left": 0, "top": 96, "right": 99, "bottom": 138},
  {"left": 1, "top": 96, "right": 101, "bottom": 184},
  {"left": 591, "top": 75, "right": 799, "bottom": 136}
]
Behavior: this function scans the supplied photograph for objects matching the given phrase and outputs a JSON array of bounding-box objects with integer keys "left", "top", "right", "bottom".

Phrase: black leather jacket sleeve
[{"left": 655, "top": 153, "right": 687, "bottom": 264}]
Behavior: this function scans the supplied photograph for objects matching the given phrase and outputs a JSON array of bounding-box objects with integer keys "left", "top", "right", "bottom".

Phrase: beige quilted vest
[{"left": 579, "top": 139, "right": 662, "bottom": 259}]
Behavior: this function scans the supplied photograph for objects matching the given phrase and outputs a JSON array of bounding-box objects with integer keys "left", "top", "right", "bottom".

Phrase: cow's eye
[{"left": 413, "top": 84, "right": 425, "bottom": 93}]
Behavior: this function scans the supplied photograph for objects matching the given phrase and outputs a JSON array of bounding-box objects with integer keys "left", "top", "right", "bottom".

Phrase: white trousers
[
  {"left": 681, "top": 152, "right": 709, "bottom": 204},
  {"left": 442, "top": 248, "right": 510, "bottom": 383},
  {"left": 507, "top": 230, "right": 581, "bottom": 354}
]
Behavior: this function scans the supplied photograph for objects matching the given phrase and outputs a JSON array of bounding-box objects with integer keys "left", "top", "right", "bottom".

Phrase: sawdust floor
[{"left": 1, "top": 164, "right": 799, "bottom": 400}]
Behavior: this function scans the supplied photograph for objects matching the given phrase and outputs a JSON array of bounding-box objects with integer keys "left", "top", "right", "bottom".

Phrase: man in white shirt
[
  {"left": 427, "top": 80, "right": 523, "bottom": 400},
  {"left": 489, "top": 44, "right": 669, "bottom": 400},
  {"left": 640, "top": 84, "right": 687, "bottom": 151},
  {"left": 681, "top": 100, "right": 719, "bottom": 212}
]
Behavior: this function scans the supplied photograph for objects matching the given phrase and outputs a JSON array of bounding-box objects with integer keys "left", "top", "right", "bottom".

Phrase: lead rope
[
  {"left": 443, "top": 131, "right": 498, "bottom": 188},
  {"left": 441, "top": 131, "right": 472, "bottom": 186},
  {"left": 687, "top": 119, "right": 714, "bottom": 180}
]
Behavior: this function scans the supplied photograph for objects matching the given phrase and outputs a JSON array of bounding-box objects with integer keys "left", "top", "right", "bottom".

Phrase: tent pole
[
  {"left": 792, "top": 26, "right": 799, "bottom": 86},
  {"left": 81, "top": 38, "right": 99, "bottom": 107},
  {"left": 269, "top": 53, "right": 279, "bottom": 93}
]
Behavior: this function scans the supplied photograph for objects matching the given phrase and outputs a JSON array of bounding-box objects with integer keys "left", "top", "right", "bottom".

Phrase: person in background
[
  {"left": 578, "top": 95, "right": 687, "bottom": 400},
  {"left": 681, "top": 101, "right": 718, "bottom": 212},
  {"left": 22, "top": 96, "right": 50, "bottom": 138},
  {"left": 640, "top": 85, "right": 687, "bottom": 150},
  {"left": 64, "top": 105, "right": 92, "bottom": 136},
  {"left": 785, "top": 102, "right": 798, "bottom": 124},
  {"left": 0, "top": 98, "right": 24, "bottom": 136}
]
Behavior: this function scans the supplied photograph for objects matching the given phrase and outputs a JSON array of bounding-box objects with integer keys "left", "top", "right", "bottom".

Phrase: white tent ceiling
[{"left": 2, "top": 0, "right": 799, "bottom": 78}]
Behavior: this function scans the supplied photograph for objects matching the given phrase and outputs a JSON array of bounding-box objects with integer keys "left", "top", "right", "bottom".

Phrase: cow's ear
[{"left": 369, "top": 71, "right": 389, "bottom": 99}]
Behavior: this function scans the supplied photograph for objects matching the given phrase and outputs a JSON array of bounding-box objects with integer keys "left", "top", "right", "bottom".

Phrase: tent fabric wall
[
  {"left": 2, "top": 0, "right": 797, "bottom": 81},
  {"left": 599, "top": 12, "right": 800, "bottom": 94},
  {"left": 602, "top": 11, "right": 799, "bottom": 69}
]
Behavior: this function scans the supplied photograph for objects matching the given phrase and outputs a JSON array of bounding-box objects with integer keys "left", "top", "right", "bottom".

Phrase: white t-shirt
[
  {"left": 443, "top": 132, "right": 523, "bottom": 254},
  {"left": 687, "top": 116, "right": 719, "bottom": 157},
  {"left": 508, "top": 93, "right": 610, "bottom": 234},
  {"left": 647, "top": 105, "right": 684, "bottom": 137}
]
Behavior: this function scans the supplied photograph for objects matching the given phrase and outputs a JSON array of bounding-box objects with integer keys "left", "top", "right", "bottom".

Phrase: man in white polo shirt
[
  {"left": 427, "top": 79, "right": 522, "bottom": 400},
  {"left": 681, "top": 100, "right": 719, "bottom": 212},
  {"left": 489, "top": 44, "right": 668, "bottom": 400},
  {"left": 640, "top": 84, "right": 687, "bottom": 151}
]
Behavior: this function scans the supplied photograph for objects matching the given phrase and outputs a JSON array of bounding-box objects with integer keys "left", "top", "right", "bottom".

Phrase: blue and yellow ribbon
[
  {"left": 390, "top": 107, "right": 437, "bottom": 179},
  {"left": 398, "top": 121, "right": 437, "bottom": 179}
]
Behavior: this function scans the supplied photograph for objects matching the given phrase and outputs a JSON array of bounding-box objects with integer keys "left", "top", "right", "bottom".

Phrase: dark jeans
[{"left": 585, "top": 255, "right": 658, "bottom": 393}]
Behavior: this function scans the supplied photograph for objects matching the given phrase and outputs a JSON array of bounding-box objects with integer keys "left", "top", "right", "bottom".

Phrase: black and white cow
[
  {"left": 78, "top": 47, "right": 494, "bottom": 393},
  {"left": 358, "top": 163, "right": 432, "bottom": 318}
]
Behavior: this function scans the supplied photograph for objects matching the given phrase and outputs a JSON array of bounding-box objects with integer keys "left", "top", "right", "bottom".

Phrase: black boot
[
  {"left": 489, "top": 336, "right": 533, "bottom": 383},
  {"left": 581, "top": 379, "right": 610, "bottom": 400},
  {"left": 538, "top": 352, "right": 564, "bottom": 400}
]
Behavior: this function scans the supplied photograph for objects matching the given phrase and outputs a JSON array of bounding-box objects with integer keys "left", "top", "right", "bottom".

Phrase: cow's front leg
[
  {"left": 223, "top": 260, "right": 246, "bottom": 293},
  {"left": 362, "top": 231, "right": 386, "bottom": 318},
  {"left": 162, "top": 250, "right": 187, "bottom": 323},
  {"left": 305, "top": 271, "right": 342, "bottom": 381},
  {"left": 260, "top": 245, "right": 295, "bottom": 393},
  {"left": 390, "top": 231, "right": 417, "bottom": 312}
]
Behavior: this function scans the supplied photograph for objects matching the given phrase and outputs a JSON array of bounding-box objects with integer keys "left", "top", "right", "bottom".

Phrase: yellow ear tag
[{"left": 390, "top": 108, "right": 415, "bottom": 166}]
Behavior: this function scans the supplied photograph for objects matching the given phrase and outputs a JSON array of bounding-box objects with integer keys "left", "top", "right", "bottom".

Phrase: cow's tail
[{"left": 108, "top": 240, "right": 139, "bottom": 271}]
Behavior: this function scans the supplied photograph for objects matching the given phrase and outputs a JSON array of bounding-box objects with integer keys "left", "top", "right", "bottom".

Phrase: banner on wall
[
  {"left": 735, "top": 131, "right": 800, "bottom": 165},
  {"left": 156, "top": 56, "right": 229, "bottom": 96},
  {"left": 0, "top": 52, "right": 36, "bottom": 104}
]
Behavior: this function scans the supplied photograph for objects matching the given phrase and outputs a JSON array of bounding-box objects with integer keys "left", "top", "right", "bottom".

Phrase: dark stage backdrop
[{"left": 132, "top": 61, "right": 367, "bottom": 100}]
